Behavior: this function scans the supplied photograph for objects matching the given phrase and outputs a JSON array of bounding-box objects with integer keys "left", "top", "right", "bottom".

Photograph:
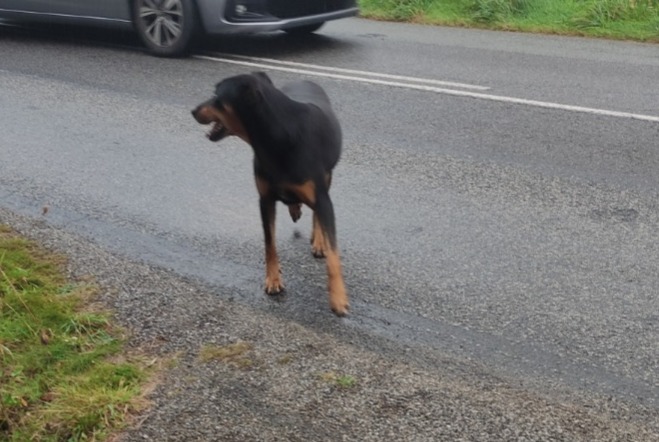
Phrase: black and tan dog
[{"left": 192, "top": 72, "right": 349, "bottom": 316}]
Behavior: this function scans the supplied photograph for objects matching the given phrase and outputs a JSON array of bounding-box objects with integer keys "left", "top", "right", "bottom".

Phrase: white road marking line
[
  {"left": 208, "top": 53, "right": 490, "bottom": 91},
  {"left": 195, "top": 54, "right": 659, "bottom": 123}
]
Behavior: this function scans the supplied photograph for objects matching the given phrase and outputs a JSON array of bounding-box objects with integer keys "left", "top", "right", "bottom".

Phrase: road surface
[{"left": 1, "top": 17, "right": 658, "bottom": 440}]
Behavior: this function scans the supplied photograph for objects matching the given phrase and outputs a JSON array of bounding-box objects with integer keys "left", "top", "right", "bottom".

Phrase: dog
[{"left": 192, "top": 72, "right": 349, "bottom": 316}]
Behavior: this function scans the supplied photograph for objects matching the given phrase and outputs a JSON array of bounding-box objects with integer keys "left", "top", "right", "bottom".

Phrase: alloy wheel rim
[{"left": 138, "top": 0, "right": 184, "bottom": 47}]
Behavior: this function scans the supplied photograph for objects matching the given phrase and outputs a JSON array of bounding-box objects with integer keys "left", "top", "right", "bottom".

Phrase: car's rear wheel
[
  {"left": 133, "top": 0, "right": 199, "bottom": 57},
  {"left": 283, "top": 22, "right": 325, "bottom": 35}
]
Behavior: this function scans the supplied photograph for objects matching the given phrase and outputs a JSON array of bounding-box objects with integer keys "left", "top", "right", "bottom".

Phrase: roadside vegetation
[
  {"left": 319, "top": 372, "right": 358, "bottom": 389},
  {"left": 359, "top": 0, "right": 659, "bottom": 42},
  {"left": 0, "top": 225, "right": 153, "bottom": 441}
]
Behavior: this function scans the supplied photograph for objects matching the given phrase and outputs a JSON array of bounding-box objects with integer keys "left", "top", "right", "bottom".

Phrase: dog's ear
[
  {"left": 242, "top": 77, "right": 265, "bottom": 105},
  {"left": 215, "top": 75, "right": 264, "bottom": 106},
  {"left": 214, "top": 81, "right": 226, "bottom": 102},
  {"left": 252, "top": 71, "right": 273, "bottom": 85}
]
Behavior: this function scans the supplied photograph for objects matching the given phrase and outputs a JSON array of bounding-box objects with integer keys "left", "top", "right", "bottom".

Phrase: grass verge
[
  {"left": 0, "top": 225, "right": 154, "bottom": 441},
  {"left": 358, "top": 0, "right": 659, "bottom": 42}
]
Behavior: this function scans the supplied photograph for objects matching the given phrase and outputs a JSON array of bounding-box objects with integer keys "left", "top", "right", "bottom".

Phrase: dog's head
[{"left": 191, "top": 72, "right": 273, "bottom": 144}]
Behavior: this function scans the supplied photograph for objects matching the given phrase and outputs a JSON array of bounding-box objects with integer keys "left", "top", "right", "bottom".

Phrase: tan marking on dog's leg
[
  {"left": 264, "top": 230, "right": 284, "bottom": 295},
  {"left": 312, "top": 189, "right": 346, "bottom": 315},
  {"left": 283, "top": 180, "right": 316, "bottom": 207},
  {"left": 324, "top": 244, "right": 349, "bottom": 316},
  {"left": 284, "top": 180, "right": 323, "bottom": 254},
  {"left": 255, "top": 176, "right": 269, "bottom": 197},
  {"left": 257, "top": 177, "right": 283, "bottom": 294},
  {"left": 310, "top": 212, "right": 326, "bottom": 258}
]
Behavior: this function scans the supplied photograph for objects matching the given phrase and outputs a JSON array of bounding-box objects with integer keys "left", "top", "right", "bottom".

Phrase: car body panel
[
  {"left": 0, "top": 0, "right": 358, "bottom": 33},
  {"left": 0, "top": 1, "right": 131, "bottom": 28},
  {"left": 199, "top": 7, "right": 359, "bottom": 34},
  {"left": 0, "top": 0, "right": 130, "bottom": 20}
]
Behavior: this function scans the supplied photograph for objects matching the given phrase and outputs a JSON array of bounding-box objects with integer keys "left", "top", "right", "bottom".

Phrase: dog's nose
[{"left": 191, "top": 108, "right": 203, "bottom": 122}]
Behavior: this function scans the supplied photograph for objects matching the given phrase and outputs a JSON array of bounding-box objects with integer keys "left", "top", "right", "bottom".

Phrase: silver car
[{"left": 0, "top": 0, "right": 358, "bottom": 56}]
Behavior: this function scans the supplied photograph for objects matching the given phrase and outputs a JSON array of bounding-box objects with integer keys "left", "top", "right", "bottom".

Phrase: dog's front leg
[
  {"left": 310, "top": 213, "right": 326, "bottom": 258},
  {"left": 260, "top": 196, "right": 284, "bottom": 294},
  {"left": 256, "top": 176, "right": 284, "bottom": 295}
]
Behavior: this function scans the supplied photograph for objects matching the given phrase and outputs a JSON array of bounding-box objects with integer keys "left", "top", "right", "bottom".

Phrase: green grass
[
  {"left": 359, "top": 0, "right": 659, "bottom": 42},
  {"left": 0, "top": 225, "right": 152, "bottom": 441}
]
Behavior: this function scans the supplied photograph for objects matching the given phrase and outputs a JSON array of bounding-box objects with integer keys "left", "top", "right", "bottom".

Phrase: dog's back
[
  {"left": 281, "top": 80, "right": 342, "bottom": 168},
  {"left": 281, "top": 80, "right": 331, "bottom": 111}
]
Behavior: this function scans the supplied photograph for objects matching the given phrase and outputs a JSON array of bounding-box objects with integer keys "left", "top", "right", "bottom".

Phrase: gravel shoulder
[{"left": 2, "top": 207, "right": 658, "bottom": 442}]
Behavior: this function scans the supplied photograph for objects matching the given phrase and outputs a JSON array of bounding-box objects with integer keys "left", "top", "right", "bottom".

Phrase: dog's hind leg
[
  {"left": 282, "top": 179, "right": 348, "bottom": 316},
  {"left": 256, "top": 178, "right": 284, "bottom": 295},
  {"left": 314, "top": 191, "right": 349, "bottom": 316},
  {"left": 310, "top": 173, "right": 332, "bottom": 258}
]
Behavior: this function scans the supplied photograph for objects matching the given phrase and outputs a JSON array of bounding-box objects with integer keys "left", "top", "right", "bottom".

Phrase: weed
[
  {"left": 360, "top": 0, "right": 435, "bottom": 20},
  {"left": 277, "top": 353, "right": 294, "bottom": 365},
  {"left": 470, "top": 0, "right": 532, "bottom": 23},
  {"left": 336, "top": 375, "right": 357, "bottom": 389},
  {"left": 199, "top": 342, "right": 254, "bottom": 368},
  {"left": 319, "top": 372, "right": 358, "bottom": 389}
]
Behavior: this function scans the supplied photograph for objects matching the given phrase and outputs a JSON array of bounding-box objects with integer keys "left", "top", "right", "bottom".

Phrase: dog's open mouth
[{"left": 207, "top": 121, "right": 228, "bottom": 142}]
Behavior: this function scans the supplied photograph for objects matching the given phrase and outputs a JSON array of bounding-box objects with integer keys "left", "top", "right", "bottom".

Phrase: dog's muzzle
[
  {"left": 192, "top": 105, "right": 229, "bottom": 142},
  {"left": 206, "top": 121, "right": 228, "bottom": 142}
]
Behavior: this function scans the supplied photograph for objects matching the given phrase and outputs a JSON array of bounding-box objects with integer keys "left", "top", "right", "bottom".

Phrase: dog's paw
[
  {"left": 330, "top": 298, "right": 349, "bottom": 317},
  {"left": 328, "top": 286, "right": 349, "bottom": 317},
  {"left": 264, "top": 275, "right": 285, "bottom": 295},
  {"left": 288, "top": 204, "right": 302, "bottom": 223},
  {"left": 311, "top": 246, "right": 326, "bottom": 258},
  {"left": 310, "top": 235, "right": 326, "bottom": 258}
]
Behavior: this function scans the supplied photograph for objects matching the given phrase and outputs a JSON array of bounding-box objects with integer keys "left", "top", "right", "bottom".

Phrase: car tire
[
  {"left": 283, "top": 22, "right": 325, "bottom": 35},
  {"left": 132, "top": 0, "right": 199, "bottom": 57}
]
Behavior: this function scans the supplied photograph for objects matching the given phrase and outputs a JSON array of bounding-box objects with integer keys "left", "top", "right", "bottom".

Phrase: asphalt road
[{"left": 1, "top": 17, "right": 659, "bottom": 439}]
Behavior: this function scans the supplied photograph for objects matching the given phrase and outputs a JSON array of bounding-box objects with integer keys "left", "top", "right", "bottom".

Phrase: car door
[
  {"left": 0, "top": 1, "right": 51, "bottom": 13},
  {"left": 45, "top": 0, "right": 130, "bottom": 20},
  {"left": 0, "top": 0, "right": 130, "bottom": 21}
]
